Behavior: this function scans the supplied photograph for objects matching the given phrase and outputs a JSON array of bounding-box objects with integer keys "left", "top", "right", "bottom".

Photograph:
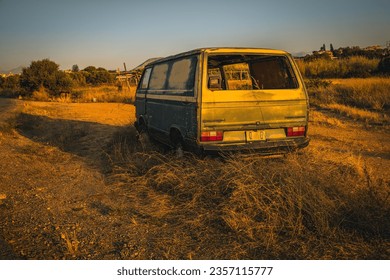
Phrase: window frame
[
  {"left": 207, "top": 54, "right": 299, "bottom": 90},
  {"left": 138, "top": 67, "right": 152, "bottom": 90}
]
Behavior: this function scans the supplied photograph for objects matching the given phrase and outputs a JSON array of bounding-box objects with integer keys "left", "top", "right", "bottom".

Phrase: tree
[
  {"left": 20, "top": 59, "right": 73, "bottom": 95},
  {"left": 83, "top": 66, "right": 97, "bottom": 73},
  {"left": 330, "top": 43, "right": 334, "bottom": 53},
  {"left": 3, "top": 75, "right": 20, "bottom": 90},
  {"left": 81, "top": 66, "right": 114, "bottom": 85},
  {"left": 72, "top": 64, "right": 79, "bottom": 72},
  {"left": 378, "top": 56, "right": 390, "bottom": 74}
]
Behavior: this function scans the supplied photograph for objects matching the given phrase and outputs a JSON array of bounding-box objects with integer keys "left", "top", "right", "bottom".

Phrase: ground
[{"left": 0, "top": 98, "right": 389, "bottom": 259}]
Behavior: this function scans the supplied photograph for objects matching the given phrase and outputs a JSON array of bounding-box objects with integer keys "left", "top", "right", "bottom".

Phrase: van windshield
[{"left": 207, "top": 54, "right": 298, "bottom": 90}]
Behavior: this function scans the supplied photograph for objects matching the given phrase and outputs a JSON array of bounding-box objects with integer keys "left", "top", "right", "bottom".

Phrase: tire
[
  {"left": 136, "top": 120, "right": 151, "bottom": 151},
  {"left": 170, "top": 129, "right": 185, "bottom": 158}
]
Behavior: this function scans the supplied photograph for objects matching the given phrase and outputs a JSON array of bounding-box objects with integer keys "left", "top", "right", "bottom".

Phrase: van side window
[
  {"left": 139, "top": 68, "right": 152, "bottom": 89},
  {"left": 149, "top": 63, "right": 169, "bottom": 90},
  {"left": 167, "top": 57, "right": 197, "bottom": 90}
]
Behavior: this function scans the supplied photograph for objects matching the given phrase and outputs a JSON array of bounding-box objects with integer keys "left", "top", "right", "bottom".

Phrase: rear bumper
[{"left": 200, "top": 137, "right": 310, "bottom": 154}]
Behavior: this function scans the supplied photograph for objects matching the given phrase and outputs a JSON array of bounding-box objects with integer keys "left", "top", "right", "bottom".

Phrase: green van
[{"left": 135, "top": 48, "right": 309, "bottom": 153}]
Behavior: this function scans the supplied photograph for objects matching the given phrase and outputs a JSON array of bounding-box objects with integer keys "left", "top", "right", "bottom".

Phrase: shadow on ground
[{"left": 15, "top": 112, "right": 136, "bottom": 172}]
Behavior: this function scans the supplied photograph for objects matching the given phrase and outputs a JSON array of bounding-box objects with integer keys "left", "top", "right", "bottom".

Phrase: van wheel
[
  {"left": 170, "top": 130, "right": 184, "bottom": 158},
  {"left": 137, "top": 121, "right": 151, "bottom": 151}
]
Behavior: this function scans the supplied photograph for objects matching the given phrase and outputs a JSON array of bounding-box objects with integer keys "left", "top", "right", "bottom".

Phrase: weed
[
  {"left": 61, "top": 231, "right": 79, "bottom": 257},
  {"left": 31, "top": 87, "right": 51, "bottom": 101}
]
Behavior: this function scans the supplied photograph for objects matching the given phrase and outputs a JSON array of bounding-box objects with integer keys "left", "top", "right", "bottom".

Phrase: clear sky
[{"left": 0, "top": 0, "right": 389, "bottom": 71}]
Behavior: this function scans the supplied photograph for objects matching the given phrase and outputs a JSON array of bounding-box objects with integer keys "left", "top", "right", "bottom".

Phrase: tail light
[
  {"left": 286, "top": 126, "right": 305, "bottom": 137},
  {"left": 201, "top": 131, "right": 223, "bottom": 142}
]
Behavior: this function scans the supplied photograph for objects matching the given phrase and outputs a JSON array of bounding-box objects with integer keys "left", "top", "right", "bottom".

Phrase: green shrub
[
  {"left": 20, "top": 59, "right": 73, "bottom": 95},
  {"left": 0, "top": 75, "right": 22, "bottom": 97},
  {"left": 378, "top": 56, "right": 390, "bottom": 74},
  {"left": 82, "top": 66, "right": 115, "bottom": 85}
]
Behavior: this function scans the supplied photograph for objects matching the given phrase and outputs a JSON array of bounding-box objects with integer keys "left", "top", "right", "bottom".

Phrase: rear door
[{"left": 200, "top": 52, "right": 308, "bottom": 144}]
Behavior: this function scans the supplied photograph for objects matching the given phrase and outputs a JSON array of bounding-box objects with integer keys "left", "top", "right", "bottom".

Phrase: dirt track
[
  {"left": 0, "top": 99, "right": 136, "bottom": 259},
  {"left": 0, "top": 98, "right": 389, "bottom": 259}
]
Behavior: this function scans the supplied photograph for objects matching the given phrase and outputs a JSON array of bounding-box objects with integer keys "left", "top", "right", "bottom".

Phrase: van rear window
[{"left": 207, "top": 54, "right": 298, "bottom": 90}]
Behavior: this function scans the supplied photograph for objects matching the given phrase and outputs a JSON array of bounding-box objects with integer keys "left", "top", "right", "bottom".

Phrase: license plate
[{"left": 246, "top": 130, "right": 266, "bottom": 141}]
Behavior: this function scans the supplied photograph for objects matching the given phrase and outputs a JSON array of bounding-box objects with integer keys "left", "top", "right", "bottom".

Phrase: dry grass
[
  {"left": 325, "top": 103, "right": 388, "bottom": 124},
  {"left": 31, "top": 87, "right": 51, "bottom": 101},
  {"left": 103, "top": 126, "right": 390, "bottom": 259},
  {"left": 307, "top": 77, "right": 390, "bottom": 126},
  {"left": 61, "top": 230, "right": 79, "bottom": 257},
  {"left": 334, "top": 78, "right": 390, "bottom": 110},
  {"left": 310, "top": 110, "right": 346, "bottom": 127},
  {"left": 27, "top": 85, "right": 136, "bottom": 103},
  {"left": 296, "top": 56, "right": 380, "bottom": 78},
  {"left": 308, "top": 77, "right": 390, "bottom": 110},
  {"left": 72, "top": 85, "right": 136, "bottom": 103},
  {"left": 1, "top": 96, "right": 388, "bottom": 260}
]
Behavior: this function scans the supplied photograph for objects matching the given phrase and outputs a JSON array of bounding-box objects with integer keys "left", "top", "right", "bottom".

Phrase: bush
[
  {"left": 31, "top": 86, "right": 51, "bottom": 101},
  {"left": 378, "top": 56, "right": 390, "bottom": 74},
  {"left": 20, "top": 59, "right": 73, "bottom": 95},
  {"left": 0, "top": 75, "right": 21, "bottom": 90},
  {"left": 0, "top": 75, "right": 22, "bottom": 97},
  {"left": 82, "top": 66, "right": 114, "bottom": 85},
  {"left": 69, "top": 72, "right": 87, "bottom": 87}
]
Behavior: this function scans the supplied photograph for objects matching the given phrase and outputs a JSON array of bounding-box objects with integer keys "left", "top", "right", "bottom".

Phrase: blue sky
[{"left": 0, "top": 0, "right": 389, "bottom": 71}]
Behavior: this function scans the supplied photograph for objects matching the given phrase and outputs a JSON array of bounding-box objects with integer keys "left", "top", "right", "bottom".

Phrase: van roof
[{"left": 146, "top": 47, "right": 289, "bottom": 66}]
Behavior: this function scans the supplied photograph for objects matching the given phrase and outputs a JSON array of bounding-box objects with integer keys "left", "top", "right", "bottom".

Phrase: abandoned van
[{"left": 135, "top": 48, "right": 309, "bottom": 153}]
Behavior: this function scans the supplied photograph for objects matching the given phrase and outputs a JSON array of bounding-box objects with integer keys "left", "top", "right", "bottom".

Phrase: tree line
[
  {"left": 296, "top": 44, "right": 390, "bottom": 78},
  {"left": 1, "top": 47, "right": 390, "bottom": 98},
  {"left": 303, "top": 44, "right": 389, "bottom": 61},
  {"left": 0, "top": 59, "right": 116, "bottom": 97}
]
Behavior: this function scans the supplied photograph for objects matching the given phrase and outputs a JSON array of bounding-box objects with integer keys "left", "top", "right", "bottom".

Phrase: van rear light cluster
[
  {"left": 201, "top": 131, "right": 223, "bottom": 142},
  {"left": 286, "top": 126, "right": 305, "bottom": 137}
]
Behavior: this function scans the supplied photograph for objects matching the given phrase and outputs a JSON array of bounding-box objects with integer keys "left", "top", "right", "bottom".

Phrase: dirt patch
[{"left": 0, "top": 99, "right": 389, "bottom": 259}]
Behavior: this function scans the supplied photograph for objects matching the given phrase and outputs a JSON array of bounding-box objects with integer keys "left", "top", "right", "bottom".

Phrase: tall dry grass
[
  {"left": 330, "top": 78, "right": 390, "bottom": 110},
  {"left": 104, "top": 126, "right": 390, "bottom": 259},
  {"left": 26, "top": 85, "right": 136, "bottom": 103},
  {"left": 307, "top": 77, "right": 390, "bottom": 124},
  {"left": 72, "top": 85, "right": 136, "bottom": 103},
  {"left": 296, "top": 56, "right": 380, "bottom": 78}
]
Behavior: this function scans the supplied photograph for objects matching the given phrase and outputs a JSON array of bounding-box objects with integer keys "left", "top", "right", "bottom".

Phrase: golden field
[{"left": 0, "top": 77, "right": 389, "bottom": 259}]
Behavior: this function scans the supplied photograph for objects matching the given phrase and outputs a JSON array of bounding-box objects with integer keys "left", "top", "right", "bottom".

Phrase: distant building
[
  {"left": 363, "top": 45, "right": 382, "bottom": 51},
  {"left": 0, "top": 73, "right": 19, "bottom": 78},
  {"left": 316, "top": 50, "right": 337, "bottom": 59}
]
